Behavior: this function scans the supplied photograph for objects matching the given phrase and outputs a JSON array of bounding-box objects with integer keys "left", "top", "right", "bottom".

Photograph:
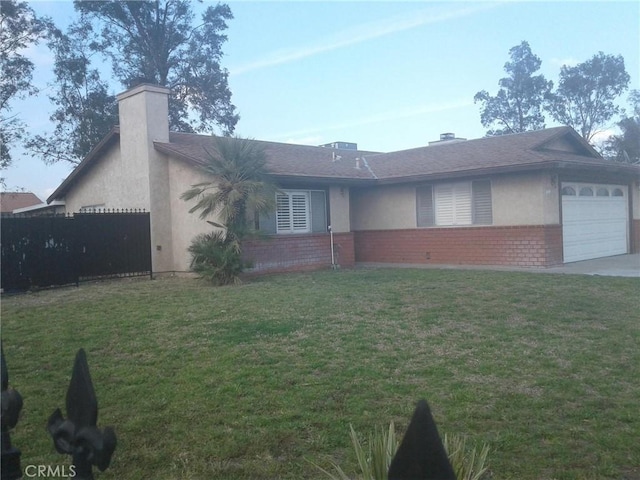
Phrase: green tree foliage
[
  {"left": 181, "top": 136, "right": 278, "bottom": 284},
  {"left": 74, "top": 0, "right": 239, "bottom": 134},
  {"left": 603, "top": 90, "right": 640, "bottom": 164},
  {"left": 0, "top": 0, "right": 52, "bottom": 171},
  {"left": 24, "top": 18, "right": 118, "bottom": 165},
  {"left": 545, "top": 52, "right": 630, "bottom": 143},
  {"left": 474, "top": 41, "right": 552, "bottom": 136}
]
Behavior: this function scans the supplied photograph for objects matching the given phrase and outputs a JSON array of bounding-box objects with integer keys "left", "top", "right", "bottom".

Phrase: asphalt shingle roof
[
  {"left": 154, "top": 126, "right": 638, "bottom": 184},
  {"left": 49, "top": 125, "right": 640, "bottom": 203},
  {"left": 363, "top": 126, "right": 617, "bottom": 181},
  {"left": 1, "top": 192, "right": 42, "bottom": 213},
  {"left": 155, "top": 133, "right": 379, "bottom": 181}
]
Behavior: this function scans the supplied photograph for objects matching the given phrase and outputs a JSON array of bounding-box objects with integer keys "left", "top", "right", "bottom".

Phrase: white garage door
[{"left": 561, "top": 183, "right": 628, "bottom": 263}]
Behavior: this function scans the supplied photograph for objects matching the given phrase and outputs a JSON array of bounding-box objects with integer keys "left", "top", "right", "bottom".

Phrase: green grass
[{"left": 2, "top": 268, "right": 639, "bottom": 479}]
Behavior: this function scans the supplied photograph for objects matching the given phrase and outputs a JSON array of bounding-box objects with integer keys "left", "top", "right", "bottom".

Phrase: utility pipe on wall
[{"left": 328, "top": 225, "right": 336, "bottom": 269}]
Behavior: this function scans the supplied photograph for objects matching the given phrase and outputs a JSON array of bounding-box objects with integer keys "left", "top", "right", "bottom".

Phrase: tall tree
[
  {"left": 603, "top": 90, "right": 640, "bottom": 164},
  {"left": 545, "top": 52, "right": 630, "bottom": 143},
  {"left": 25, "top": 19, "right": 118, "bottom": 165},
  {"left": 74, "top": 0, "right": 239, "bottom": 135},
  {"left": 0, "top": 0, "right": 52, "bottom": 171},
  {"left": 474, "top": 41, "right": 552, "bottom": 136}
]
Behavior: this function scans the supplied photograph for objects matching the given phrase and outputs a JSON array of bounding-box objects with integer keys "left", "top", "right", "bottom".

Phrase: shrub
[
  {"left": 187, "top": 231, "right": 247, "bottom": 285},
  {"left": 443, "top": 433, "right": 491, "bottom": 480},
  {"left": 312, "top": 424, "right": 490, "bottom": 480}
]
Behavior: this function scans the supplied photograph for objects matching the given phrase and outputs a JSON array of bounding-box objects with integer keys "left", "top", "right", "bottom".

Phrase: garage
[{"left": 561, "top": 182, "right": 629, "bottom": 263}]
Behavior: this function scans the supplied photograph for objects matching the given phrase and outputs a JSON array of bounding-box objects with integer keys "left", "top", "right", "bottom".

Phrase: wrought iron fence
[
  {"left": 1, "top": 211, "right": 151, "bottom": 292},
  {"left": 1, "top": 347, "right": 117, "bottom": 480}
]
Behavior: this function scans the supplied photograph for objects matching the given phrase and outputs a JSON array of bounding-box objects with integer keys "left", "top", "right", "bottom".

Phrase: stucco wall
[
  {"left": 63, "top": 143, "right": 144, "bottom": 212},
  {"left": 628, "top": 183, "right": 639, "bottom": 252},
  {"left": 329, "top": 185, "right": 351, "bottom": 232},
  {"left": 351, "top": 173, "right": 558, "bottom": 231},
  {"left": 167, "top": 157, "right": 222, "bottom": 272},
  {"left": 350, "top": 184, "right": 416, "bottom": 230},
  {"left": 632, "top": 182, "right": 640, "bottom": 221},
  {"left": 492, "top": 172, "right": 559, "bottom": 226}
]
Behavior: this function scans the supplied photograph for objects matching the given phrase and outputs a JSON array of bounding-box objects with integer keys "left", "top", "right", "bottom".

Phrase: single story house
[
  {"left": 1, "top": 192, "right": 43, "bottom": 216},
  {"left": 47, "top": 84, "right": 640, "bottom": 274}
]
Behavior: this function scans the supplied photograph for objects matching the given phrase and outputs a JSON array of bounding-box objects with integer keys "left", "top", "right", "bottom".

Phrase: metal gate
[{"left": 1, "top": 211, "right": 151, "bottom": 291}]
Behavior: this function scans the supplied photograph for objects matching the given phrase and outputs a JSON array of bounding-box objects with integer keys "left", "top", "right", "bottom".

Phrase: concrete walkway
[
  {"left": 543, "top": 253, "right": 640, "bottom": 277},
  {"left": 357, "top": 253, "right": 640, "bottom": 278}
]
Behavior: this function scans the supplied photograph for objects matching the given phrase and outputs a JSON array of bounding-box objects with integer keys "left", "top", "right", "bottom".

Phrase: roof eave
[
  {"left": 373, "top": 160, "right": 640, "bottom": 185},
  {"left": 269, "top": 174, "right": 377, "bottom": 186}
]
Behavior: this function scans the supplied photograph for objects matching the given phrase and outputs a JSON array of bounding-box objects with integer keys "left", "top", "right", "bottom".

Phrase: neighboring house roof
[
  {"left": 1, "top": 192, "right": 42, "bottom": 213},
  {"left": 12, "top": 200, "right": 66, "bottom": 215},
  {"left": 48, "top": 125, "right": 640, "bottom": 203}
]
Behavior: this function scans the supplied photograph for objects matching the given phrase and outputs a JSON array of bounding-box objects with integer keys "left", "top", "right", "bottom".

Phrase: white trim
[{"left": 12, "top": 200, "right": 66, "bottom": 214}]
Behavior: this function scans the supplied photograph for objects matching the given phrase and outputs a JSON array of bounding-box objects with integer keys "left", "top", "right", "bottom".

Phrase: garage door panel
[{"left": 562, "top": 183, "right": 628, "bottom": 263}]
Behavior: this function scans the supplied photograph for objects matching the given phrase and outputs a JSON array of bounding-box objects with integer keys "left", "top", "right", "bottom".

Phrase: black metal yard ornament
[
  {"left": 1, "top": 346, "right": 24, "bottom": 480},
  {"left": 388, "top": 400, "right": 456, "bottom": 480},
  {"left": 47, "top": 349, "right": 116, "bottom": 480}
]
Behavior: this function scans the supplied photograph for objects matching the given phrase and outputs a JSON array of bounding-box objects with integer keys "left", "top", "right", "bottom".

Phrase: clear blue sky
[{"left": 4, "top": 1, "right": 639, "bottom": 202}]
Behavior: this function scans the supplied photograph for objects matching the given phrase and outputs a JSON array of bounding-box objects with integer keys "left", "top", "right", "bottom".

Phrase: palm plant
[
  {"left": 181, "top": 135, "right": 278, "bottom": 239},
  {"left": 186, "top": 230, "right": 246, "bottom": 286},
  {"left": 181, "top": 136, "right": 278, "bottom": 283}
]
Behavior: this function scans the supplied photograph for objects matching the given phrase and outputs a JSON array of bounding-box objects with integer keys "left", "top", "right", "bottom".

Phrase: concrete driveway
[{"left": 542, "top": 253, "right": 640, "bottom": 277}]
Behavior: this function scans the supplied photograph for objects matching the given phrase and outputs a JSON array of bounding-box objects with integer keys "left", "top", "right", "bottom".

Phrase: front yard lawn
[{"left": 2, "top": 268, "right": 639, "bottom": 479}]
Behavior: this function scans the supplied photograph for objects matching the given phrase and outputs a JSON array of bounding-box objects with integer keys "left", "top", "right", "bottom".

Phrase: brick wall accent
[
  {"left": 354, "top": 225, "right": 563, "bottom": 267},
  {"left": 241, "top": 232, "right": 355, "bottom": 274},
  {"left": 632, "top": 219, "right": 640, "bottom": 254}
]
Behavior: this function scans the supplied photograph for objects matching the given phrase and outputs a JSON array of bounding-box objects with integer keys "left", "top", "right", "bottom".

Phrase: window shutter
[
  {"left": 310, "top": 190, "right": 327, "bottom": 233},
  {"left": 274, "top": 190, "right": 323, "bottom": 234},
  {"left": 416, "top": 186, "right": 434, "bottom": 227},
  {"left": 291, "top": 192, "right": 309, "bottom": 232},
  {"left": 453, "top": 182, "right": 472, "bottom": 225},
  {"left": 276, "top": 193, "right": 292, "bottom": 232},
  {"left": 435, "top": 182, "right": 472, "bottom": 226},
  {"left": 472, "top": 180, "right": 492, "bottom": 225},
  {"left": 435, "top": 184, "right": 454, "bottom": 225}
]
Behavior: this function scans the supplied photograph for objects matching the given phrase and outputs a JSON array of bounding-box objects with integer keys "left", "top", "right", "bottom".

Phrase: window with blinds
[
  {"left": 416, "top": 185, "right": 434, "bottom": 227},
  {"left": 471, "top": 180, "right": 492, "bottom": 225},
  {"left": 416, "top": 180, "right": 492, "bottom": 227},
  {"left": 277, "top": 191, "right": 310, "bottom": 233},
  {"left": 258, "top": 189, "right": 327, "bottom": 234},
  {"left": 435, "top": 182, "right": 472, "bottom": 225}
]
